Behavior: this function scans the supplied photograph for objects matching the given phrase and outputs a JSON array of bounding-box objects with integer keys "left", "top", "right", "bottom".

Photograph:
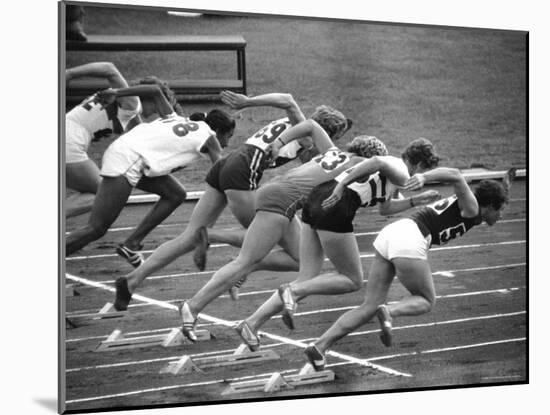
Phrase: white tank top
[
  {"left": 66, "top": 95, "right": 141, "bottom": 150},
  {"left": 118, "top": 114, "right": 214, "bottom": 177}
]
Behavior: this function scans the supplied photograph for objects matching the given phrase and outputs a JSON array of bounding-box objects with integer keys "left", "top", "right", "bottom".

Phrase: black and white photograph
[
  {"left": 58, "top": 0, "right": 530, "bottom": 413},
  {"left": 7, "top": 0, "right": 543, "bottom": 414}
]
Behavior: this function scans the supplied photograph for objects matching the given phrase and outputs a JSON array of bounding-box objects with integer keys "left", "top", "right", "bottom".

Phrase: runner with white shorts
[
  {"left": 236, "top": 137, "right": 441, "bottom": 350},
  {"left": 66, "top": 106, "right": 236, "bottom": 260},
  {"left": 303, "top": 167, "right": 515, "bottom": 370}
]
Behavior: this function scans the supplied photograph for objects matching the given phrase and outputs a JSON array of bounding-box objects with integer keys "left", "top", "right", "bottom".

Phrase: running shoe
[
  {"left": 376, "top": 304, "right": 393, "bottom": 347},
  {"left": 278, "top": 283, "right": 297, "bottom": 330},
  {"left": 114, "top": 277, "right": 132, "bottom": 311},
  {"left": 234, "top": 320, "right": 261, "bottom": 352},
  {"left": 178, "top": 302, "right": 198, "bottom": 342},
  {"left": 116, "top": 244, "right": 144, "bottom": 268},
  {"left": 304, "top": 343, "right": 326, "bottom": 371},
  {"left": 228, "top": 276, "right": 248, "bottom": 301},
  {"left": 193, "top": 227, "right": 210, "bottom": 271}
]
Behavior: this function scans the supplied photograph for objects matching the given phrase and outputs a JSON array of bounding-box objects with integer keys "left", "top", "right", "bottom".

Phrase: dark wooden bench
[{"left": 66, "top": 35, "right": 247, "bottom": 101}]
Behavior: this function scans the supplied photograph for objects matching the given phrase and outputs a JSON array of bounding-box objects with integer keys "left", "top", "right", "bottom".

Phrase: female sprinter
[
  {"left": 66, "top": 62, "right": 141, "bottom": 218},
  {"left": 235, "top": 137, "right": 441, "bottom": 351},
  {"left": 175, "top": 118, "right": 391, "bottom": 342},
  {"left": 112, "top": 91, "right": 351, "bottom": 310},
  {"left": 65, "top": 64, "right": 184, "bottom": 221},
  {"left": 303, "top": 167, "right": 514, "bottom": 370},
  {"left": 65, "top": 92, "right": 235, "bottom": 260}
]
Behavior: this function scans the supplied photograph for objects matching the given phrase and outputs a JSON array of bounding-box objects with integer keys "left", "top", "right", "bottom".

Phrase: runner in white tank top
[
  {"left": 65, "top": 62, "right": 141, "bottom": 218},
  {"left": 66, "top": 98, "right": 236, "bottom": 262}
]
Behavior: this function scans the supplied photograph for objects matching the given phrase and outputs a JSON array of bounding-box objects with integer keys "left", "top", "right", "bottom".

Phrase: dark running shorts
[
  {"left": 255, "top": 179, "right": 306, "bottom": 220},
  {"left": 205, "top": 144, "right": 267, "bottom": 192},
  {"left": 301, "top": 180, "right": 361, "bottom": 233}
]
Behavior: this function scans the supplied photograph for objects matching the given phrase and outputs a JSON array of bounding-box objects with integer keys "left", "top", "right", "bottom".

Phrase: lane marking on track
[
  {"left": 65, "top": 205, "right": 526, "bottom": 235},
  {"left": 67, "top": 283, "right": 525, "bottom": 332},
  {"left": 65, "top": 336, "right": 526, "bottom": 404},
  {"left": 327, "top": 337, "right": 526, "bottom": 366},
  {"left": 65, "top": 360, "right": 353, "bottom": 404},
  {"left": 64, "top": 274, "right": 410, "bottom": 378},
  {"left": 66, "top": 308, "right": 525, "bottom": 368},
  {"left": 67, "top": 260, "right": 525, "bottom": 314},
  {"left": 73, "top": 241, "right": 526, "bottom": 288},
  {"left": 65, "top": 218, "right": 526, "bottom": 260}
]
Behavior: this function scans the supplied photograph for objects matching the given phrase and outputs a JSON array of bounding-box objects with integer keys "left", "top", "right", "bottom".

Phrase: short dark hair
[
  {"left": 474, "top": 180, "right": 508, "bottom": 210},
  {"left": 402, "top": 137, "right": 440, "bottom": 170},
  {"left": 189, "top": 109, "right": 236, "bottom": 136}
]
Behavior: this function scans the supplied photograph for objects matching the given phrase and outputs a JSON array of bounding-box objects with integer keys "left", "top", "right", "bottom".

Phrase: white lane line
[
  {"left": 65, "top": 287, "right": 525, "bottom": 346},
  {"left": 64, "top": 274, "right": 409, "bottom": 378},
  {"left": 65, "top": 361, "right": 350, "bottom": 404},
  {"left": 65, "top": 219, "right": 526, "bottom": 260},
  {"left": 74, "top": 241, "right": 526, "bottom": 287},
  {"left": 327, "top": 337, "right": 526, "bottom": 366},
  {"left": 344, "top": 311, "right": 525, "bottom": 340},
  {"left": 65, "top": 336, "right": 526, "bottom": 404},
  {"left": 67, "top": 261, "right": 526, "bottom": 315},
  {"left": 70, "top": 310, "right": 524, "bottom": 372}
]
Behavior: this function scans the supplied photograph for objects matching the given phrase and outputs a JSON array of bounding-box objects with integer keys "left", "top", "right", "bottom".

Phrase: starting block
[
  {"left": 160, "top": 343, "right": 280, "bottom": 375},
  {"left": 66, "top": 303, "right": 126, "bottom": 327},
  {"left": 222, "top": 363, "right": 335, "bottom": 395},
  {"left": 96, "top": 327, "right": 212, "bottom": 352}
]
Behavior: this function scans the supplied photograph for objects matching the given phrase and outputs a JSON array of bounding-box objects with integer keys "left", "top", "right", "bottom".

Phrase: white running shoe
[
  {"left": 178, "top": 302, "right": 198, "bottom": 342},
  {"left": 234, "top": 320, "right": 260, "bottom": 352},
  {"left": 278, "top": 283, "right": 297, "bottom": 330}
]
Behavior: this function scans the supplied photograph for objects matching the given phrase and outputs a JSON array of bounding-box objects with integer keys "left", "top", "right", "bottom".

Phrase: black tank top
[{"left": 410, "top": 195, "right": 482, "bottom": 245}]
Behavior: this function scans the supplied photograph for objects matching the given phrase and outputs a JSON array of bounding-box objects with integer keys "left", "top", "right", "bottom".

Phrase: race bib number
[
  {"left": 439, "top": 224, "right": 467, "bottom": 244},
  {"left": 246, "top": 118, "right": 291, "bottom": 150},
  {"left": 313, "top": 149, "right": 350, "bottom": 172},
  {"left": 160, "top": 117, "right": 200, "bottom": 138}
]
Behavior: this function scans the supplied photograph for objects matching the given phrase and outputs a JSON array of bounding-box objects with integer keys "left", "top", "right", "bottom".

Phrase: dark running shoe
[
  {"left": 193, "top": 227, "right": 210, "bottom": 271},
  {"left": 278, "top": 283, "right": 297, "bottom": 330},
  {"left": 178, "top": 302, "right": 198, "bottom": 342},
  {"left": 116, "top": 244, "right": 144, "bottom": 268},
  {"left": 234, "top": 320, "right": 261, "bottom": 352},
  {"left": 376, "top": 304, "right": 393, "bottom": 347},
  {"left": 304, "top": 343, "right": 326, "bottom": 371},
  {"left": 114, "top": 277, "right": 132, "bottom": 311}
]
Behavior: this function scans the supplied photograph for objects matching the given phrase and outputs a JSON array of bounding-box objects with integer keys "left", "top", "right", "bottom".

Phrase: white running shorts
[
  {"left": 373, "top": 218, "right": 432, "bottom": 260},
  {"left": 100, "top": 139, "right": 146, "bottom": 187},
  {"left": 66, "top": 119, "right": 90, "bottom": 163}
]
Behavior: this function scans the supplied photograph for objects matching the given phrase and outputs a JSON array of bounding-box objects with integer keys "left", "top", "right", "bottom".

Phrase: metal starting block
[
  {"left": 96, "top": 327, "right": 212, "bottom": 352},
  {"left": 221, "top": 363, "right": 335, "bottom": 395},
  {"left": 160, "top": 343, "right": 280, "bottom": 375},
  {"left": 66, "top": 302, "right": 126, "bottom": 327}
]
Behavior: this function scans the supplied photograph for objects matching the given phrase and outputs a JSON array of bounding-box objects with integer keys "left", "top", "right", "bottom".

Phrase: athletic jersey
[
  {"left": 117, "top": 114, "right": 214, "bottom": 177},
  {"left": 245, "top": 117, "right": 304, "bottom": 166},
  {"left": 335, "top": 156, "right": 407, "bottom": 207},
  {"left": 66, "top": 94, "right": 141, "bottom": 149},
  {"left": 410, "top": 195, "right": 482, "bottom": 245},
  {"left": 283, "top": 147, "right": 359, "bottom": 189}
]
